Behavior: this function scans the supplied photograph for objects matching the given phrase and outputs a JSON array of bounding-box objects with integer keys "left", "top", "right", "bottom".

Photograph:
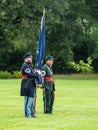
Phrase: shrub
[
  {"left": 0, "top": 71, "right": 11, "bottom": 79},
  {"left": 68, "top": 57, "right": 94, "bottom": 74},
  {"left": 13, "top": 71, "right": 22, "bottom": 79}
]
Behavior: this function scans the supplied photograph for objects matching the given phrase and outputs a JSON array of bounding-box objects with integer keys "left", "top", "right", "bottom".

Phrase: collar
[
  {"left": 46, "top": 63, "right": 52, "bottom": 68},
  {"left": 24, "top": 62, "right": 31, "bottom": 65}
]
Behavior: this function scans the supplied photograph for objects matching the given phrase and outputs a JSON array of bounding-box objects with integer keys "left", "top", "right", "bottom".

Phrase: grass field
[{"left": 0, "top": 75, "right": 98, "bottom": 130}]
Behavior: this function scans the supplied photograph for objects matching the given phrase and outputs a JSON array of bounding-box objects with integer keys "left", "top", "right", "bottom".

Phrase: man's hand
[{"left": 35, "top": 69, "right": 41, "bottom": 75}]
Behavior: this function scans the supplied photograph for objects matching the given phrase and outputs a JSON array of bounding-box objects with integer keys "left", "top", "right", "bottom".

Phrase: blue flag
[
  {"left": 35, "top": 11, "right": 45, "bottom": 85},
  {"left": 35, "top": 13, "right": 45, "bottom": 70}
]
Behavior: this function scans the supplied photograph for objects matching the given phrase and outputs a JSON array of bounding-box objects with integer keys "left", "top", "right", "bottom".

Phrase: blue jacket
[{"left": 20, "top": 62, "right": 39, "bottom": 97}]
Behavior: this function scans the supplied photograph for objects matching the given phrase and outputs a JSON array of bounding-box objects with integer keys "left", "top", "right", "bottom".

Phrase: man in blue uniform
[
  {"left": 20, "top": 53, "right": 39, "bottom": 118},
  {"left": 41, "top": 55, "right": 55, "bottom": 114}
]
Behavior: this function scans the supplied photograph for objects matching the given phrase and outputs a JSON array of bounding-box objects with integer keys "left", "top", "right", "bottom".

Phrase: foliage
[
  {"left": 69, "top": 57, "right": 94, "bottom": 74},
  {"left": 0, "top": 71, "right": 21, "bottom": 79},
  {"left": 0, "top": 71, "right": 11, "bottom": 79},
  {"left": 0, "top": 0, "right": 98, "bottom": 73},
  {"left": 13, "top": 71, "right": 21, "bottom": 79}
]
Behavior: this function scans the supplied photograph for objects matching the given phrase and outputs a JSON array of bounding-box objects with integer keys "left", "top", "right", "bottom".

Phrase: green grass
[{"left": 0, "top": 75, "right": 98, "bottom": 130}]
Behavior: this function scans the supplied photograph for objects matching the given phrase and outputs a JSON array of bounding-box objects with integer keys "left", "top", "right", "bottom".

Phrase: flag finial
[{"left": 43, "top": 8, "right": 45, "bottom": 15}]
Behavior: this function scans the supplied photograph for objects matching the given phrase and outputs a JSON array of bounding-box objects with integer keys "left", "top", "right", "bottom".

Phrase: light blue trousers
[{"left": 24, "top": 96, "right": 35, "bottom": 118}]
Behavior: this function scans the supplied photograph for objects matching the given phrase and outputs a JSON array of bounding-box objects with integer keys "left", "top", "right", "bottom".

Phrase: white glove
[{"left": 36, "top": 70, "right": 41, "bottom": 75}]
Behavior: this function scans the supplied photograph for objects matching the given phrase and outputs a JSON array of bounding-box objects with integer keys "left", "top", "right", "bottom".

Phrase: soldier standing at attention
[
  {"left": 41, "top": 55, "right": 55, "bottom": 114},
  {"left": 20, "top": 53, "right": 40, "bottom": 118}
]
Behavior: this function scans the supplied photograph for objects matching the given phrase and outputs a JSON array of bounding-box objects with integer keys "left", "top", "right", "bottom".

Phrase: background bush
[
  {"left": 0, "top": 71, "right": 22, "bottom": 79},
  {"left": 12, "top": 71, "right": 22, "bottom": 79},
  {"left": 68, "top": 57, "right": 94, "bottom": 74},
  {"left": 0, "top": 71, "right": 11, "bottom": 79}
]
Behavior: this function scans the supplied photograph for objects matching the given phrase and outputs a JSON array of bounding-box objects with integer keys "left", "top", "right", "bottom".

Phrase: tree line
[{"left": 0, "top": 0, "right": 98, "bottom": 73}]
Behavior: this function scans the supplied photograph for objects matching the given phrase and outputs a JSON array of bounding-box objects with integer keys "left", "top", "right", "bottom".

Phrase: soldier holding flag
[{"left": 20, "top": 53, "right": 40, "bottom": 118}]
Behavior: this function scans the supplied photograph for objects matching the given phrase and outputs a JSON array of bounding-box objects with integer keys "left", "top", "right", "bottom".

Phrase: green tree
[{"left": 0, "top": 0, "right": 98, "bottom": 73}]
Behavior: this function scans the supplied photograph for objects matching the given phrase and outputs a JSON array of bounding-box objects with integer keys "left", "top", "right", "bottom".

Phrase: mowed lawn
[{"left": 0, "top": 75, "right": 98, "bottom": 130}]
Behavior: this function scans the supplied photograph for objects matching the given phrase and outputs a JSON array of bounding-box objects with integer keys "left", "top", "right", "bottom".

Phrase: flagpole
[{"left": 34, "top": 9, "right": 46, "bottom": 117}]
